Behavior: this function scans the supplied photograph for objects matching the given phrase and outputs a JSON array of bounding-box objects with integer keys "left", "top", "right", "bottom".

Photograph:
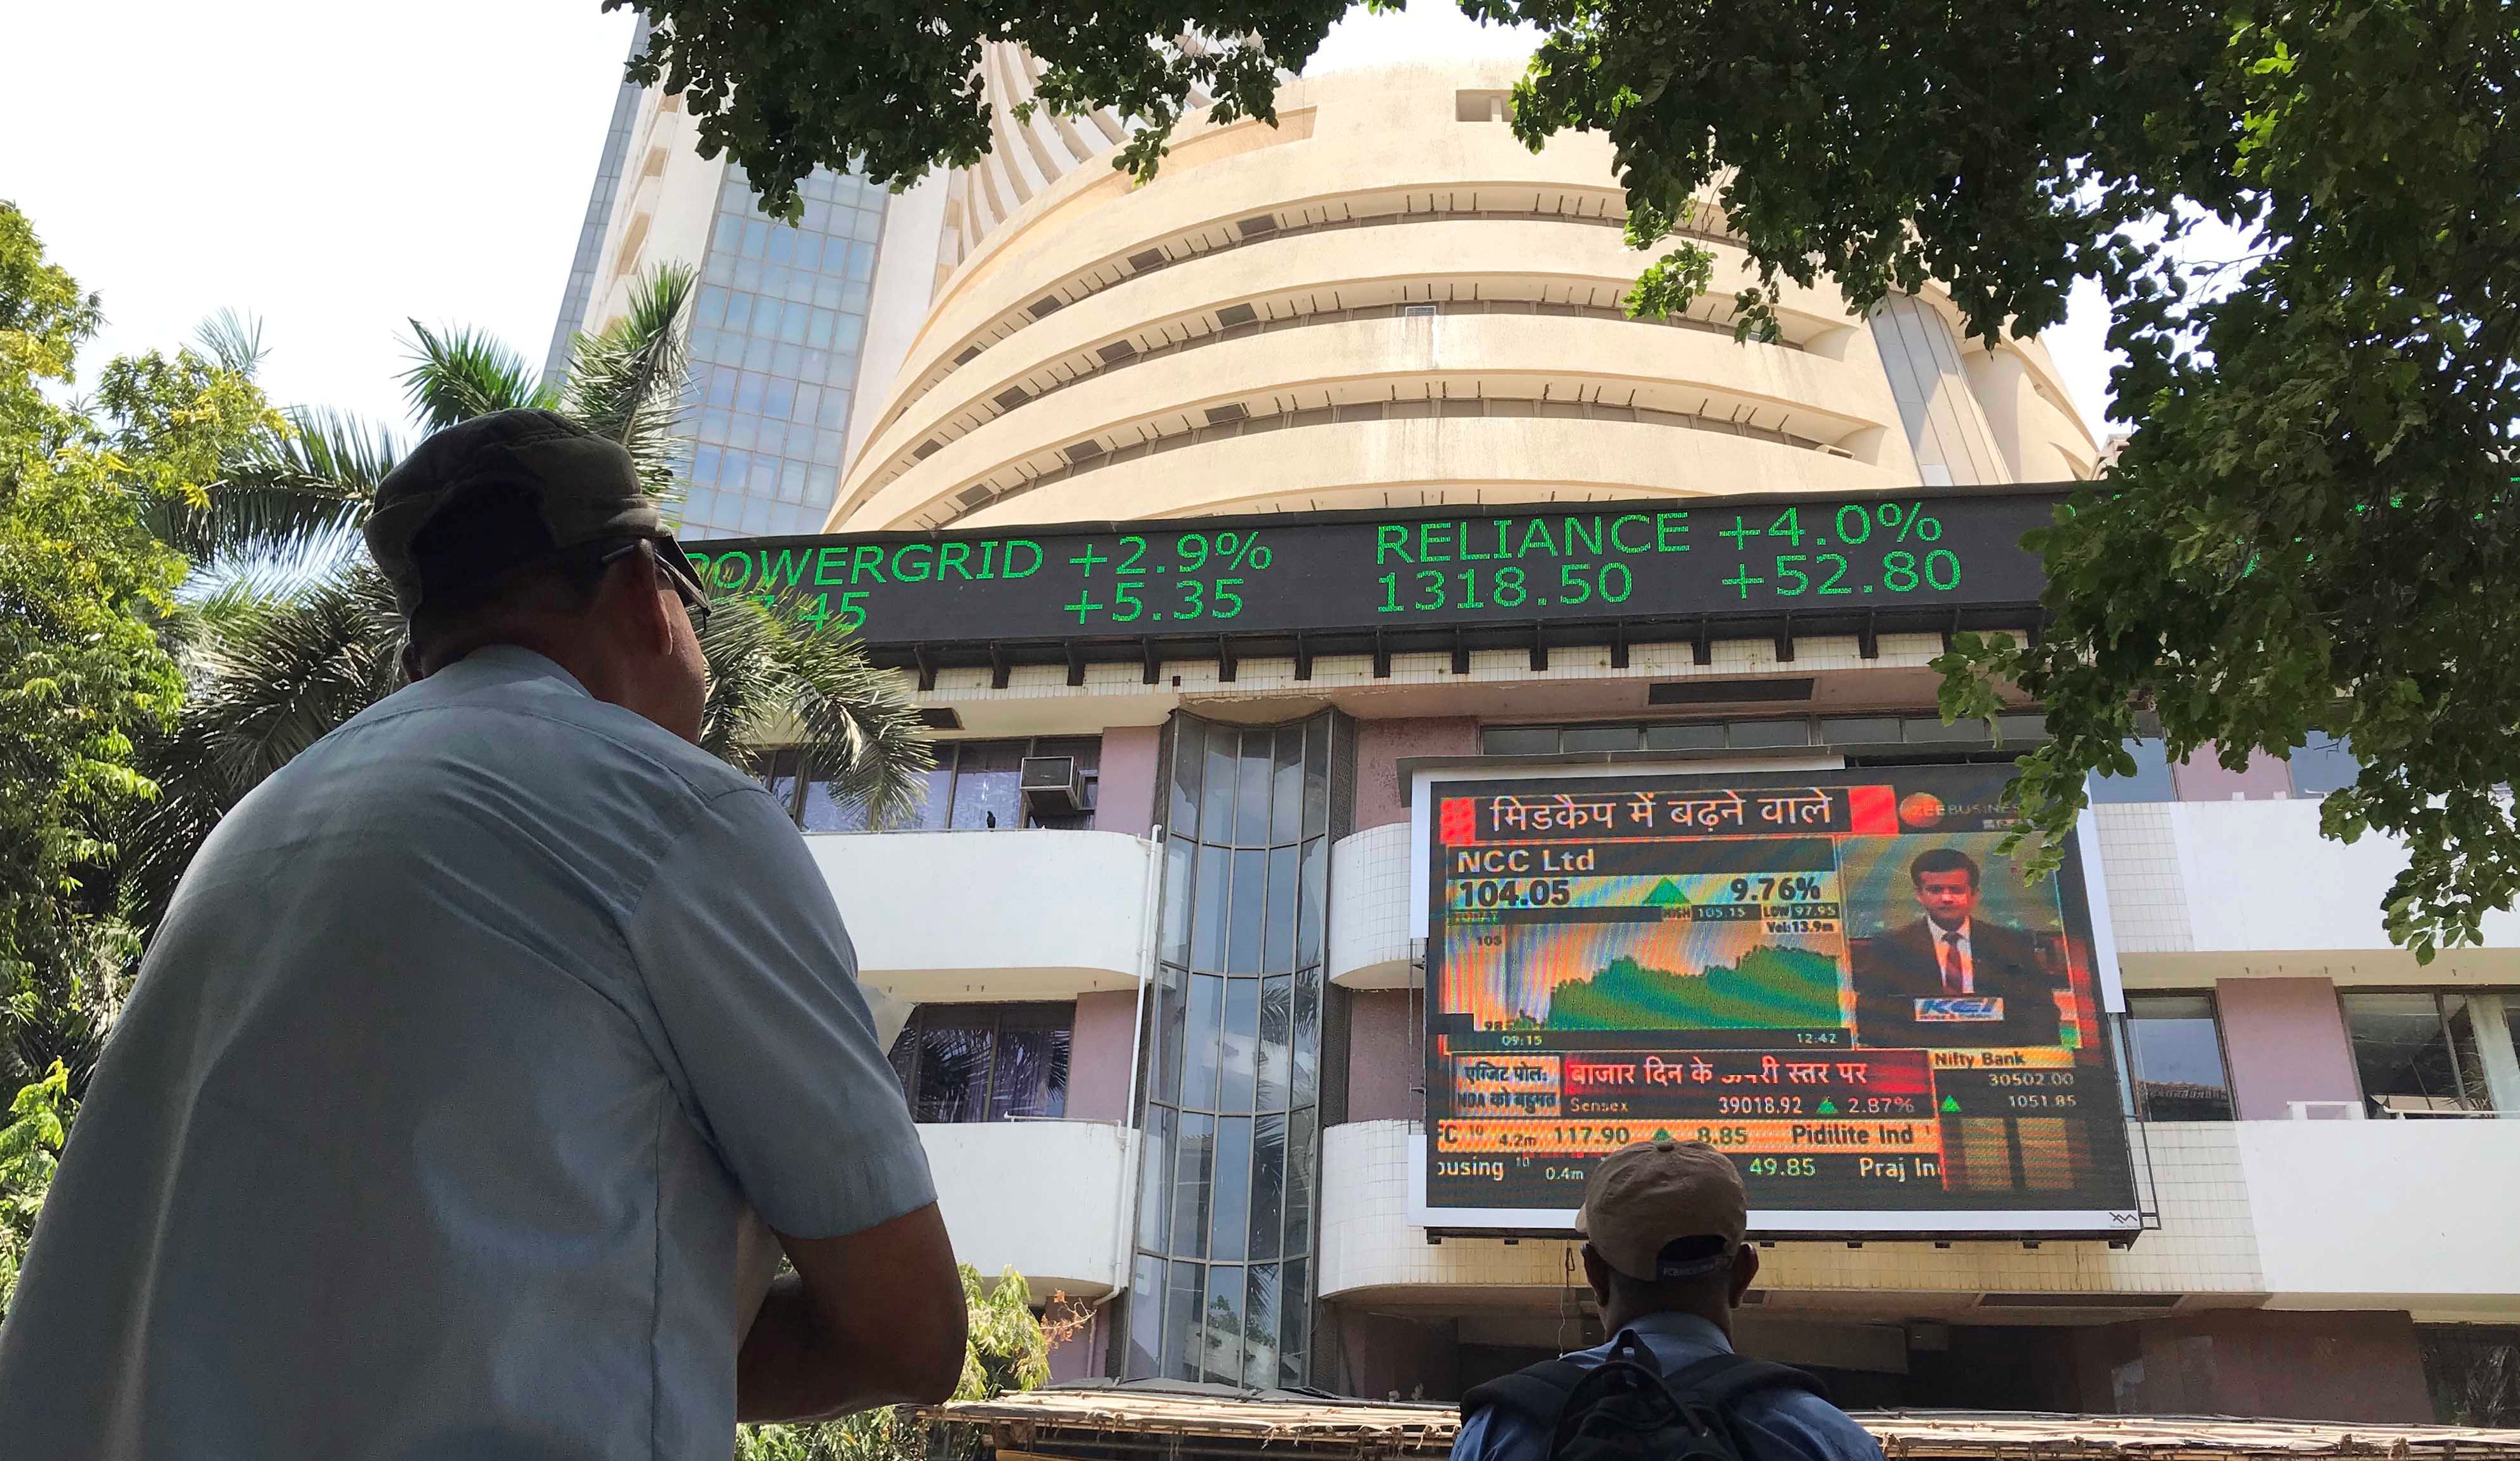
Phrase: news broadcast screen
[{"left": 1417, "top": 766, "right": 2141, "bottom": 1236}]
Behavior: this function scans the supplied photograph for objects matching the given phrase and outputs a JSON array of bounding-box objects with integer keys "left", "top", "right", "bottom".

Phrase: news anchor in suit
[{"left": 1852, "top": 848, "right": 2063, "bottom": 1047}]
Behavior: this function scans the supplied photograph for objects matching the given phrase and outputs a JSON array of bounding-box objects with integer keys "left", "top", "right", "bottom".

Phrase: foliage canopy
[
  {"left": 0, "top": 1061, "right": 72, "bottom": 1322},
  {"left": 631, "top": 0, "right": 2519, "bottom": 952},
  {"left": 734, "top": 1264, "right": 1072, "bottom": 1461},
  {"left": 0, "top": 203, "right": 282, "bottom": 1091},
  {"left": 116, "top": 264, "right": 937, "bottom": 953}
]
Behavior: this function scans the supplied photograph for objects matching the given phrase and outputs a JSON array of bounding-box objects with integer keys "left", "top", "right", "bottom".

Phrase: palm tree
[{"left": 113, "top": 265, "right": 931, "bottom": 953}]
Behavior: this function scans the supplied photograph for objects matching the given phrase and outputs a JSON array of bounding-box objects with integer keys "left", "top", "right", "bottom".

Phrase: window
[
  {"left": 1480, "top": 725, "right": 1559, "bottom": 756},
  {"left": 1728, "top": 719, "right": 1810, "bottom": 747},
  {"left": 886, "top": 1003, "right": 1073, "bottom": 1123},
  {"left": 2124, "top": 994, "right": 2236, "bottom": 1121},
  {"left": 2341, "top": 990, "right": 2520, "bottom": 1116},
  {"left": 678, "top": 162, "right": 886, "bottom": 543},
  {"left": 1560, "top": 724, "right": 1642, "bottom": 753},
  {"left": 947, "top": 742, "right": 1025, "bottom": 829},
  {"left": 766, "top": 737, "right": 1101, "bottom": 832},
  {"left": 1134, "top": 713, "right": 1334, "bottom": 1388},
  {"left": 2422, "top": 1324, "right": 2520, "bottom": 1427},
  {"left": 1643, "top": 723, "right": 1728, "bottom": 751},
  {"left": 2089, "top": 737, "right": 2178, "bottom": 803},
  {"left": 2288, "top": 732, "right": 2360, "bottom": 796},
  {"left": 1478, "top": 714, "right": 2045, "bottom": 757}
]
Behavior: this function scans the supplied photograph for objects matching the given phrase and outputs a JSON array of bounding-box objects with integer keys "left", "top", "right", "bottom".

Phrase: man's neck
[
  {"left": 437, "top": 635, "right": 678, "bottom": 740},
  {"left": 1600, "top": 1300, "right": 1732, "bottom": 1341},
  {"left": 1929, "top": 916, "right": 1970, "bottom": 938}
]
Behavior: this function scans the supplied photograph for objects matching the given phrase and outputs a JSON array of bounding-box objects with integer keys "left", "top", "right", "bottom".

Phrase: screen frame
[{"left": 1406, "top": 758, "right": 2145, "bottom": 1240}]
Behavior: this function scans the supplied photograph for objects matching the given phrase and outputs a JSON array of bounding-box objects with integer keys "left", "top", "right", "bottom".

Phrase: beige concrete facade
[{"left": 829, "top": 62, "right": 2100, "bottom": 534}]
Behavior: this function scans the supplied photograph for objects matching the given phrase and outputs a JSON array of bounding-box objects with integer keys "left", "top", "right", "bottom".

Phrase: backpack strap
[
  {"left": 1659, "top": 1350, "right": 1834, "bottom": 1409},
  {"left": 1459, "top": 1338, "right": 1832, "bottom": 1436},
  {"left": 1460, "top": 1357, "right": 1591, "bottom": 1431},
  {"left": 1462, "top": 1329, "right": 1662, "bottom": 1433}
]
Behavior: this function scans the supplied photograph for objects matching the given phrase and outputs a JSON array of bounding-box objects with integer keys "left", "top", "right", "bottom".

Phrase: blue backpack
[{"left": 1460, "top": 1331, "right": 1829, "bottom": 1461}]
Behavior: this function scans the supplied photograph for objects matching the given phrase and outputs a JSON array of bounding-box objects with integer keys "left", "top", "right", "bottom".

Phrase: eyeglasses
[{"left": 602, "top": 537, "right": 713, "bottom": 634}]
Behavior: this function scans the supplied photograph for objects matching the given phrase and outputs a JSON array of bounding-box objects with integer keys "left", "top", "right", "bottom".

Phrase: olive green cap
[{"left": 364, "top": 409, "right": 695, "bottom": 618}]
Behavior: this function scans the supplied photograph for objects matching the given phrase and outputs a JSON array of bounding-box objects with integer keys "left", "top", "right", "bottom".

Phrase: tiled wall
[
  {"left": 1096, "top": 724, "right": 1162, "bottom": 838},
  {"left": 1068, "top": 988, "right": 1141, "bottom": 1121},
  {"left": 1352, "top": 717, "right": 1478, "bottom": 831},
  {"left": 1344, "top": 990, "right": 1421, "bottom": 1123},
  {"left": 2092, "top": 803, "right": 2194, "bottom": 953}
]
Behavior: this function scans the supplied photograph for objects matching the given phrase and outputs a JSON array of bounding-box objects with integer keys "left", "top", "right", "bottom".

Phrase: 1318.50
[{"left": 1378, "top": 562, "right": 1635, "bottom": 613}]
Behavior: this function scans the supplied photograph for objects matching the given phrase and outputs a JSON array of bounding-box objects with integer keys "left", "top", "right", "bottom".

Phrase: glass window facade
[
  {"left": 2123, "top": 994, "right": 2236, "bottom": 1121},
  {"left": 1484, "top": 723, "right": 2343, "bottom": 806},
  {"left": 2089, "top": 737, "right": 2179, "bottom": 804},
  {"left": 541, "top": 19, "right": 649, "bottom": 386},
  {"left": 678, "top": 163, "right": 887, "bottom": 540},
  {"left": 886, "top": 1003, "right": 1073, "bottom": 1123},
  {"left": 2286, "top": 732, "right": 2360, "bottom": 796},
  {"left": 2421, "top": 1323, "right": 2520, "bottom": 1427},
  {"left": 2340, "top": 990, "right": 2511, "bottom": 1116},
  {"left": 760, "top": 738, "right": 1101, "bottom": 832},
  {"left": 1129, "top": 714, "right": 1339, "bottom": 1387},
  {"left": 1478, "top": 713, "right": 2047, "bottom": 757},
  {"left": 2088, "top": 733, "right": 2360, "bottom": 803}
]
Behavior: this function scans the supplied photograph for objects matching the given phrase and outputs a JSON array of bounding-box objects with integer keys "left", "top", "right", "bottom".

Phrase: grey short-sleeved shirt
[{"left": 0, "top": 647, "right": 934, "bottom": 1459}]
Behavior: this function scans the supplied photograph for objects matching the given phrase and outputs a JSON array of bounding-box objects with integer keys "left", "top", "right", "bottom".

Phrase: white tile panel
[
  {"left": 1320, "top": 1119, "right": 2264, "bottom": 1300},
  {"left": 1330, "top": 823, "right": 1416, "bottom": 988},
  {"left": 921, "top": 1119, "right": 1138, "bottom": 1298},
  {"left": 2238, "top": 1118, "right": 2520, "bottom": 1317},
  {"left": 806, "top": 828, "right": 1155, "bottom": 1002},
  {"left": 2093, "top": 803, "right": 2193, "bottom": 953}
]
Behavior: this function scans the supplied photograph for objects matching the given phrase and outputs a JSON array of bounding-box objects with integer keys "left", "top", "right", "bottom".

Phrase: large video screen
[{"left": 1418, "top": 766, "right": 2140, "bottom": 1236}]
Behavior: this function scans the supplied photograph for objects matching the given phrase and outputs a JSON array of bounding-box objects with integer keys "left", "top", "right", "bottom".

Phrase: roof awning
[{"left": 924, "top": 1387, "right": 2520, "bottom": 1461}]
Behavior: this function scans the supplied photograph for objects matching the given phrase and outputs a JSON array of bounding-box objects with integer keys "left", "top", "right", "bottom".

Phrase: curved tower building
[
  {"left": 828, "top": 63, "right": 2097, "bottom": 536},
  {"left": 547, "top": 56, "right": 2520, "bottom": 1420}
]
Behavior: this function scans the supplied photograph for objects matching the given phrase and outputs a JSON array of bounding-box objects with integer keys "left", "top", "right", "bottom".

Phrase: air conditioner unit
[{"left": 1020, "top": 755, "right": 1084, "bottom": 814}]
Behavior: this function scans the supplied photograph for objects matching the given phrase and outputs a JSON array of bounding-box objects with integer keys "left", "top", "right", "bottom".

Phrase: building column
[
  {"left": 2468, "top": 992, "right": 2520, "bottom": 1113},
  {"left": 2214, "top": 976, "right": 2361, "bottom": 1119},
  {"left": 1120, "top": 710, "right": 1351, "bottom": 1386}
]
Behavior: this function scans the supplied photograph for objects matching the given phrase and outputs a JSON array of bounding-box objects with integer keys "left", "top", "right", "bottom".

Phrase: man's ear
[
  {"left": 607, "top": 547, "right": 678, "bottom": 658},
  {"left": 1728, "top": 1242, "right": 1761, "bottom": 1306},
  {"left": 1580, "top": 1243, "right": 1612, "bottom": 1303}
]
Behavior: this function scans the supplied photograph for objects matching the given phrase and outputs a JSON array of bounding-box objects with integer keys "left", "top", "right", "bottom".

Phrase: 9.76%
[{"left": 1730, "top": 875, "right": 1824, "bottom": 901}]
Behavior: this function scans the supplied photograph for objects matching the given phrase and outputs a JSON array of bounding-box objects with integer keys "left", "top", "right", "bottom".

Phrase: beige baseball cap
[{"left": 1576, "top": 1140, "right": 1749, "bottom": 1282}]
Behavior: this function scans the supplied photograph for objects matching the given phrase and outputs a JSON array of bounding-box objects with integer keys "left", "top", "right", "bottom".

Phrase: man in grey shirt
[{"left": 0, "top": 411, "right": 965, "bottom": 1457}]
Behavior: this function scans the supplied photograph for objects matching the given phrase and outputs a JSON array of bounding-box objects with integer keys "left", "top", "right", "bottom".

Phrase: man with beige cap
[{"left": 1455, "top": 1141, "right": 1882, "bottom": 1461}]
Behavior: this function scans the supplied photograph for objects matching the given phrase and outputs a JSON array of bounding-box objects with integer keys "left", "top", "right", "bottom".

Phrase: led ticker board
[
  {"left": 1415, "top": 766, "right": 2140, "bottom": 1237},
  {"left": 680, "top": 487, "right": 2063, "bottom": 675}
]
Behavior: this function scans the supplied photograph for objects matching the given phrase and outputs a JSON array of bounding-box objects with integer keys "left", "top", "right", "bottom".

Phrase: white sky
[
  {"left": 4, "top": 0, "right": 641, "bottom": 434},
  {"left": 6, "top": 0, "right": 2130, "bottom": 445}
]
